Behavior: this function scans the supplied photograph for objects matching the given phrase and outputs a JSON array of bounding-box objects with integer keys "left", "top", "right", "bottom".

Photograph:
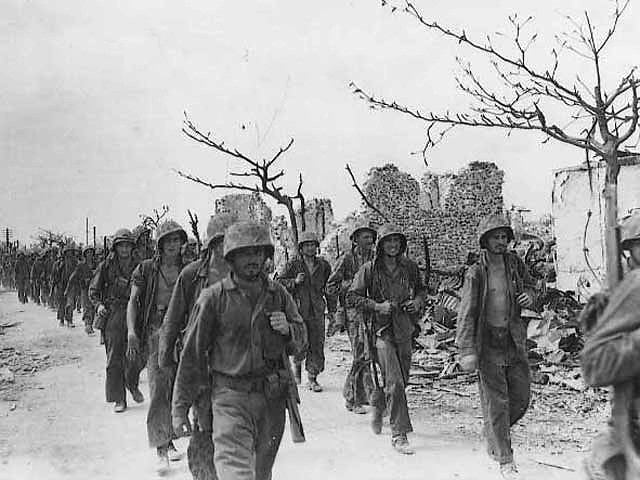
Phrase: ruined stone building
[
  {"left": 363, "top": 162, "right": 504, "bottom": 270},
  {"left": 552, "top": 156, "right": 640, "bottom": 298}
]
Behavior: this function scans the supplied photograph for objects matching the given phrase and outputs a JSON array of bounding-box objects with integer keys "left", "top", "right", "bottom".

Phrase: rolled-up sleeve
[{"left": 346, "top": 263, "right": 376, "bottom": 313}]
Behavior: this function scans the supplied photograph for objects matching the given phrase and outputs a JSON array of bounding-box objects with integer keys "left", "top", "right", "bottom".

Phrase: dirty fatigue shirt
[
  {"left": 89, "top": 253, "right": 139, "bottom": 403},
  {"left": 14, "top": 256, "right": 30, "bottom": 303},
  {"left": 326, "top": 247, "right": 375, "bottom": 408},
  {"left": 456, "top": 250, "right": 536, "bottom": 464},
  {"left": 580, "top": 269, "right": 640, "bottom": 480},
  {"left": 347, "top": 255, "right": 425, "bottom": 436},
  {"left": 159, "top": 255, "right": 229, "bottom": 369},
  {"left": 52, "top": 258, "right": 78, "bottom": 322},
  {"left": 30, "top": 257, "right": 44, "bottom": 302},
  {"left": 131, "top": 257, "right": 185, "bottom": 449},
  {"left": 173, "top": 274, "right": 306, "bottom": 480},
  {"left": 278, "top": 255, "right": 334, "bottom": 377},
  {"left": 66, "top": 260, "right": 97, "bottom": 327}
]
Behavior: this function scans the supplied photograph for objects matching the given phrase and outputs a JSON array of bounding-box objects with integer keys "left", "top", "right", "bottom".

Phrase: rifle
[
  {"left": 282, "top": 352, "right": 305, "bottom": 443},
  {"left": 362, "top": 313, "right": 385, "bottom": 434}
]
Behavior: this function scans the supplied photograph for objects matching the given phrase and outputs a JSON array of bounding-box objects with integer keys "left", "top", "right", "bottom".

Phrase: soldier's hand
[
  {"left": 295, "top": 273, "right": 305, "bottom": 285},
  {"left": 173, "top": 416, "right": 192, "bottom": 438},
  {"left": 126, "top": 333, "right": 140, "bottom": 360},
  {"left": 459, "top": 354, "right": 478, "bottom": 372},
  {"left": 375, "top": 301, "right": 393, "bottom": 316},
  {"left": 269, "top": 311, "right": 291, "bottom": 336},
  {"left": 517, "top": 292, "right": 533, "bottom": 308},
  {"left": 96, "top": 304, "right": 107, "bottom": 317},
  {"left": 403, "top": 298, "right": 422, "bottom": 314}
]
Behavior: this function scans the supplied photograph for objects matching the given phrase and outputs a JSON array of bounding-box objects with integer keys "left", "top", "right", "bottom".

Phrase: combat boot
[
  {"left": 308, "top": 376, "right": 323, "bottom": 392},
  {"left": 130, "top": 387, "right": 145, "bottom": 404},
  {"left": 392, "top": 434, "right": 414, "bottom": 455},
  {"left": 156, "top": 445, "right": 170, "bottom": 475}
]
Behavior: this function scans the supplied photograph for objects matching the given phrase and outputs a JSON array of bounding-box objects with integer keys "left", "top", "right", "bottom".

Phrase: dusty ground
[{"left": 0, "top": 287, "right": 605, "bottom": 480}]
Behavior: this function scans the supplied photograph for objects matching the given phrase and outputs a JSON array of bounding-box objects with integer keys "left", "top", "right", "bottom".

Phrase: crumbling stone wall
[{"left": 363, "top": 162, "right": 504, "bottom": 270}]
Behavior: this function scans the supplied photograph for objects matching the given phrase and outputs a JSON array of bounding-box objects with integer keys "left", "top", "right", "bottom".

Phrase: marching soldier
[
  {"left": 173, "top": 221, "right": 306, "bottom": 480},
  {"left": 30, "top": 249, "right": 45, "bottom": 305},
  {"left": 14, "top": 250, "right": 30, "bottom": 304},
  {"left": 127, "top": 220, "right": 188, "bottom": 474},
  {"left": 52, "top": 244, "right": 79, "bottom": 327},
  {"left": 327, "top": 222, "right": 377, "bottom": 414},
  {"left": 278, "top": 231, "right": 334, "bottom": 391},
  {"left": 67, "top": 246, "right": 98, "bottom": 334},
  {"left": 89, "top": 228, "right": 143, "bottom": 413},
  {"left": 456, "top": 215, "right": 535, "bottom": 479},
  {"left": 160, "top": 213, "right": 236, "bottom": 480},
  {"left": 348, "top": 223, "right": 425, "bottom": 455}
]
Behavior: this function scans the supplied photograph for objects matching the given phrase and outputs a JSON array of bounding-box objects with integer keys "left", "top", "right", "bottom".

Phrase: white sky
[{"left": 1, "top": 0, "right": 638, "bottom": 244}]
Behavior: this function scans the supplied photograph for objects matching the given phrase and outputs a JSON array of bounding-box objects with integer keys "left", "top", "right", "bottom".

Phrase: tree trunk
[
  {"left": 603, "top": 152, "right": 621, "bottom": 289},
  {"left": 284, "top": 200, "right": 300, "bottom": 255}
]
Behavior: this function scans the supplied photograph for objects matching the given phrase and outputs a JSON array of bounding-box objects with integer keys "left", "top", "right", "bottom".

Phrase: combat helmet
[
  {"left": 621, "top": 213, "right": 640, "bottom": 251},
  {"left": 298, "top": 230, "right": 320, "bottom": 249},
  {"left": 349, "top": 221, "right": 377, "bottom": 242},
  {"left": 223, "top": 221, "right": 274, "bottom": 260},
  {"left": 204, "top": 213, "right": 237, "bottom": 249},
  {"left": 63, "top": 242, "right": 78, "bottom": 255},
  {"left": 82, "top": 245, "right": 95, "bottom": 256},
  {"left": 111, "top": 228, "right": 135, "bottom": 249},
  {"left": 375, "top": 223, "right": 407, "bottom": 255},
  {"left": 478, "top": 214, "right": 514, "bottom": 248},
  {"left": 155, "top": 220, "right": 187, "bottom": 248}
]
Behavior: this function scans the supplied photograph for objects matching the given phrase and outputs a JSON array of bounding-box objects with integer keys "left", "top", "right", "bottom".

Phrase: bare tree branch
[{"left": 345, "top": 163, "right": 390, "bottom": 223}]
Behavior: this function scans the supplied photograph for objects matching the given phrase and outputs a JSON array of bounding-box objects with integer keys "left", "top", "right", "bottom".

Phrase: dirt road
[{"left": 0, "top": 288, "right": 593, "bottom": 479}]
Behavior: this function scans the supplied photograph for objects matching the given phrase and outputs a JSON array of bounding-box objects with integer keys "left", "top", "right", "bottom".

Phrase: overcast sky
[{"left": 1, "top": 0, "right": 638, "bottom": 244}]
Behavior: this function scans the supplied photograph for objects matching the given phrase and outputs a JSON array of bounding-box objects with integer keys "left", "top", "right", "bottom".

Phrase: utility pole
[
  {"left": 86, "top": 217, "right": 89, "bottom": 246},
  {"left": 93, "top": 226, "right": 96, "bottom": 249}
]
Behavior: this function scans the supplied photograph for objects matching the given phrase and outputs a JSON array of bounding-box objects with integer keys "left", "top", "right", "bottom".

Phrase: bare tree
[
  {"left": 352, "top": 0, "right": 639, "bottom": 288},
  {"left": 176, "top": 112, "right": 307, "bottom": 244},
  {"left": 187, "top": 209, "right": 202, "bottom": 252},
  {"left": 345, "top": 163, "right": 390, "bottom": 223},
  {"left": 139, "top": 205, "right": 170, "bottom": 231},
  {"left": 352, "top": 1, "right": 640, "bottom": 473}
]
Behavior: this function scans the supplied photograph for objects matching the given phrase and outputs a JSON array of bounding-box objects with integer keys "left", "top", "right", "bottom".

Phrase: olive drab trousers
[
  {"left": 211, "top": 383, "right": 286, "bottom": 480},
  {"left": 146, "top": 325, "right": 177, "bottom": 448},
  {"left": 294, "top": 314, "right": 325, "bottom": 378},
  {"left": 376, "top": 338, "right": 413, "bottom": 436},
  {"left": 103, "top": 306, "right": 142, "bottom": 403},
  {"left": 478, "top": 330, "right": 531, "bottom": 464}
]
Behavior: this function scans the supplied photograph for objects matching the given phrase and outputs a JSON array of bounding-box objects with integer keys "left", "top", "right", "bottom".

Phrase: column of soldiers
[{"left": 1, "top": 212, "right": 542, "bottom": 480}]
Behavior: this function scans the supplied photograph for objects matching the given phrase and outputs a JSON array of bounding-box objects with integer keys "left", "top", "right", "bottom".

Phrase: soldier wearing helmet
[
  {"left": 181, "top": 237, "right": 199, "bottom": 264},
  {"left": 29, "top": 249, "right": 45, "bottom": 305},
  {"left": 348, "top": 223, "right": 426, "bottom": 455},
  {"left": 89, "top": 227, "right": 143, "bottom": 414},
  {"left": 327, "top": 221, "right": 377, "bottom": 414},
  {"left": 51, "top": 243, "right": 79, "bottom": 327},
  {"left": 125, "top": 220, "right": 188, "bottom": 473},
  {"left": 14, "top": 249, "right": 30, "bottom": 304},
  {"left": 132, "top": 225, "right": 154, "bottom": 264},
  {"left": 66, "top": 246, "right": 98, "bottom": 335},
  {"left": 159, "top": 212, "right": 236, "bottom": 480},
  {"left": 277, "top": 230, "right": 335, "bottom": 392},
  {"left": 173, "top": 221, "right": 306, "bottom": 480},
  {"left": 456, "top": 214, "right": 536, "bottom": 478},
  {"left": 580, "top": 212, "right": 640, "bottom": 480}
]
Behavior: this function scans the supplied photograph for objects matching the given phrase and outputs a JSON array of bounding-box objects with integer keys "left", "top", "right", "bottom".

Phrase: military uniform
[
  {"left": 348, "top": 224, "right": 425, "bottom": 451},
  {"left": 14, "top": 252, "right": 30, "bottom": 304},
  {"left": 52, "top": 245, "right": 79, "bottom": 326},
  {"left": 89, "top": 229, "right": 140, "bottom": 406},
  {"left": 173, "top": 222, "right": 306, "bottom": 480},
  {"left": 278, "top": 231, "right": 334, "bottom": 388},
  {"left": 30, "top": 252, "right": 44, "bottom": 304},
  {"left": 327, "top": 224, "right": 377, "bottom": 412},
  {"left": 456, "top": 215, "right": 536, "bottom": 469},
  {"left": 129, "top": 220, "right": 188, "bottom": 459},
  {"left": 67, "top": 247, "right": 98, "bottom": 333},
  {"left": 160, "top": 213, "right": 235, "bottom": 480}
]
